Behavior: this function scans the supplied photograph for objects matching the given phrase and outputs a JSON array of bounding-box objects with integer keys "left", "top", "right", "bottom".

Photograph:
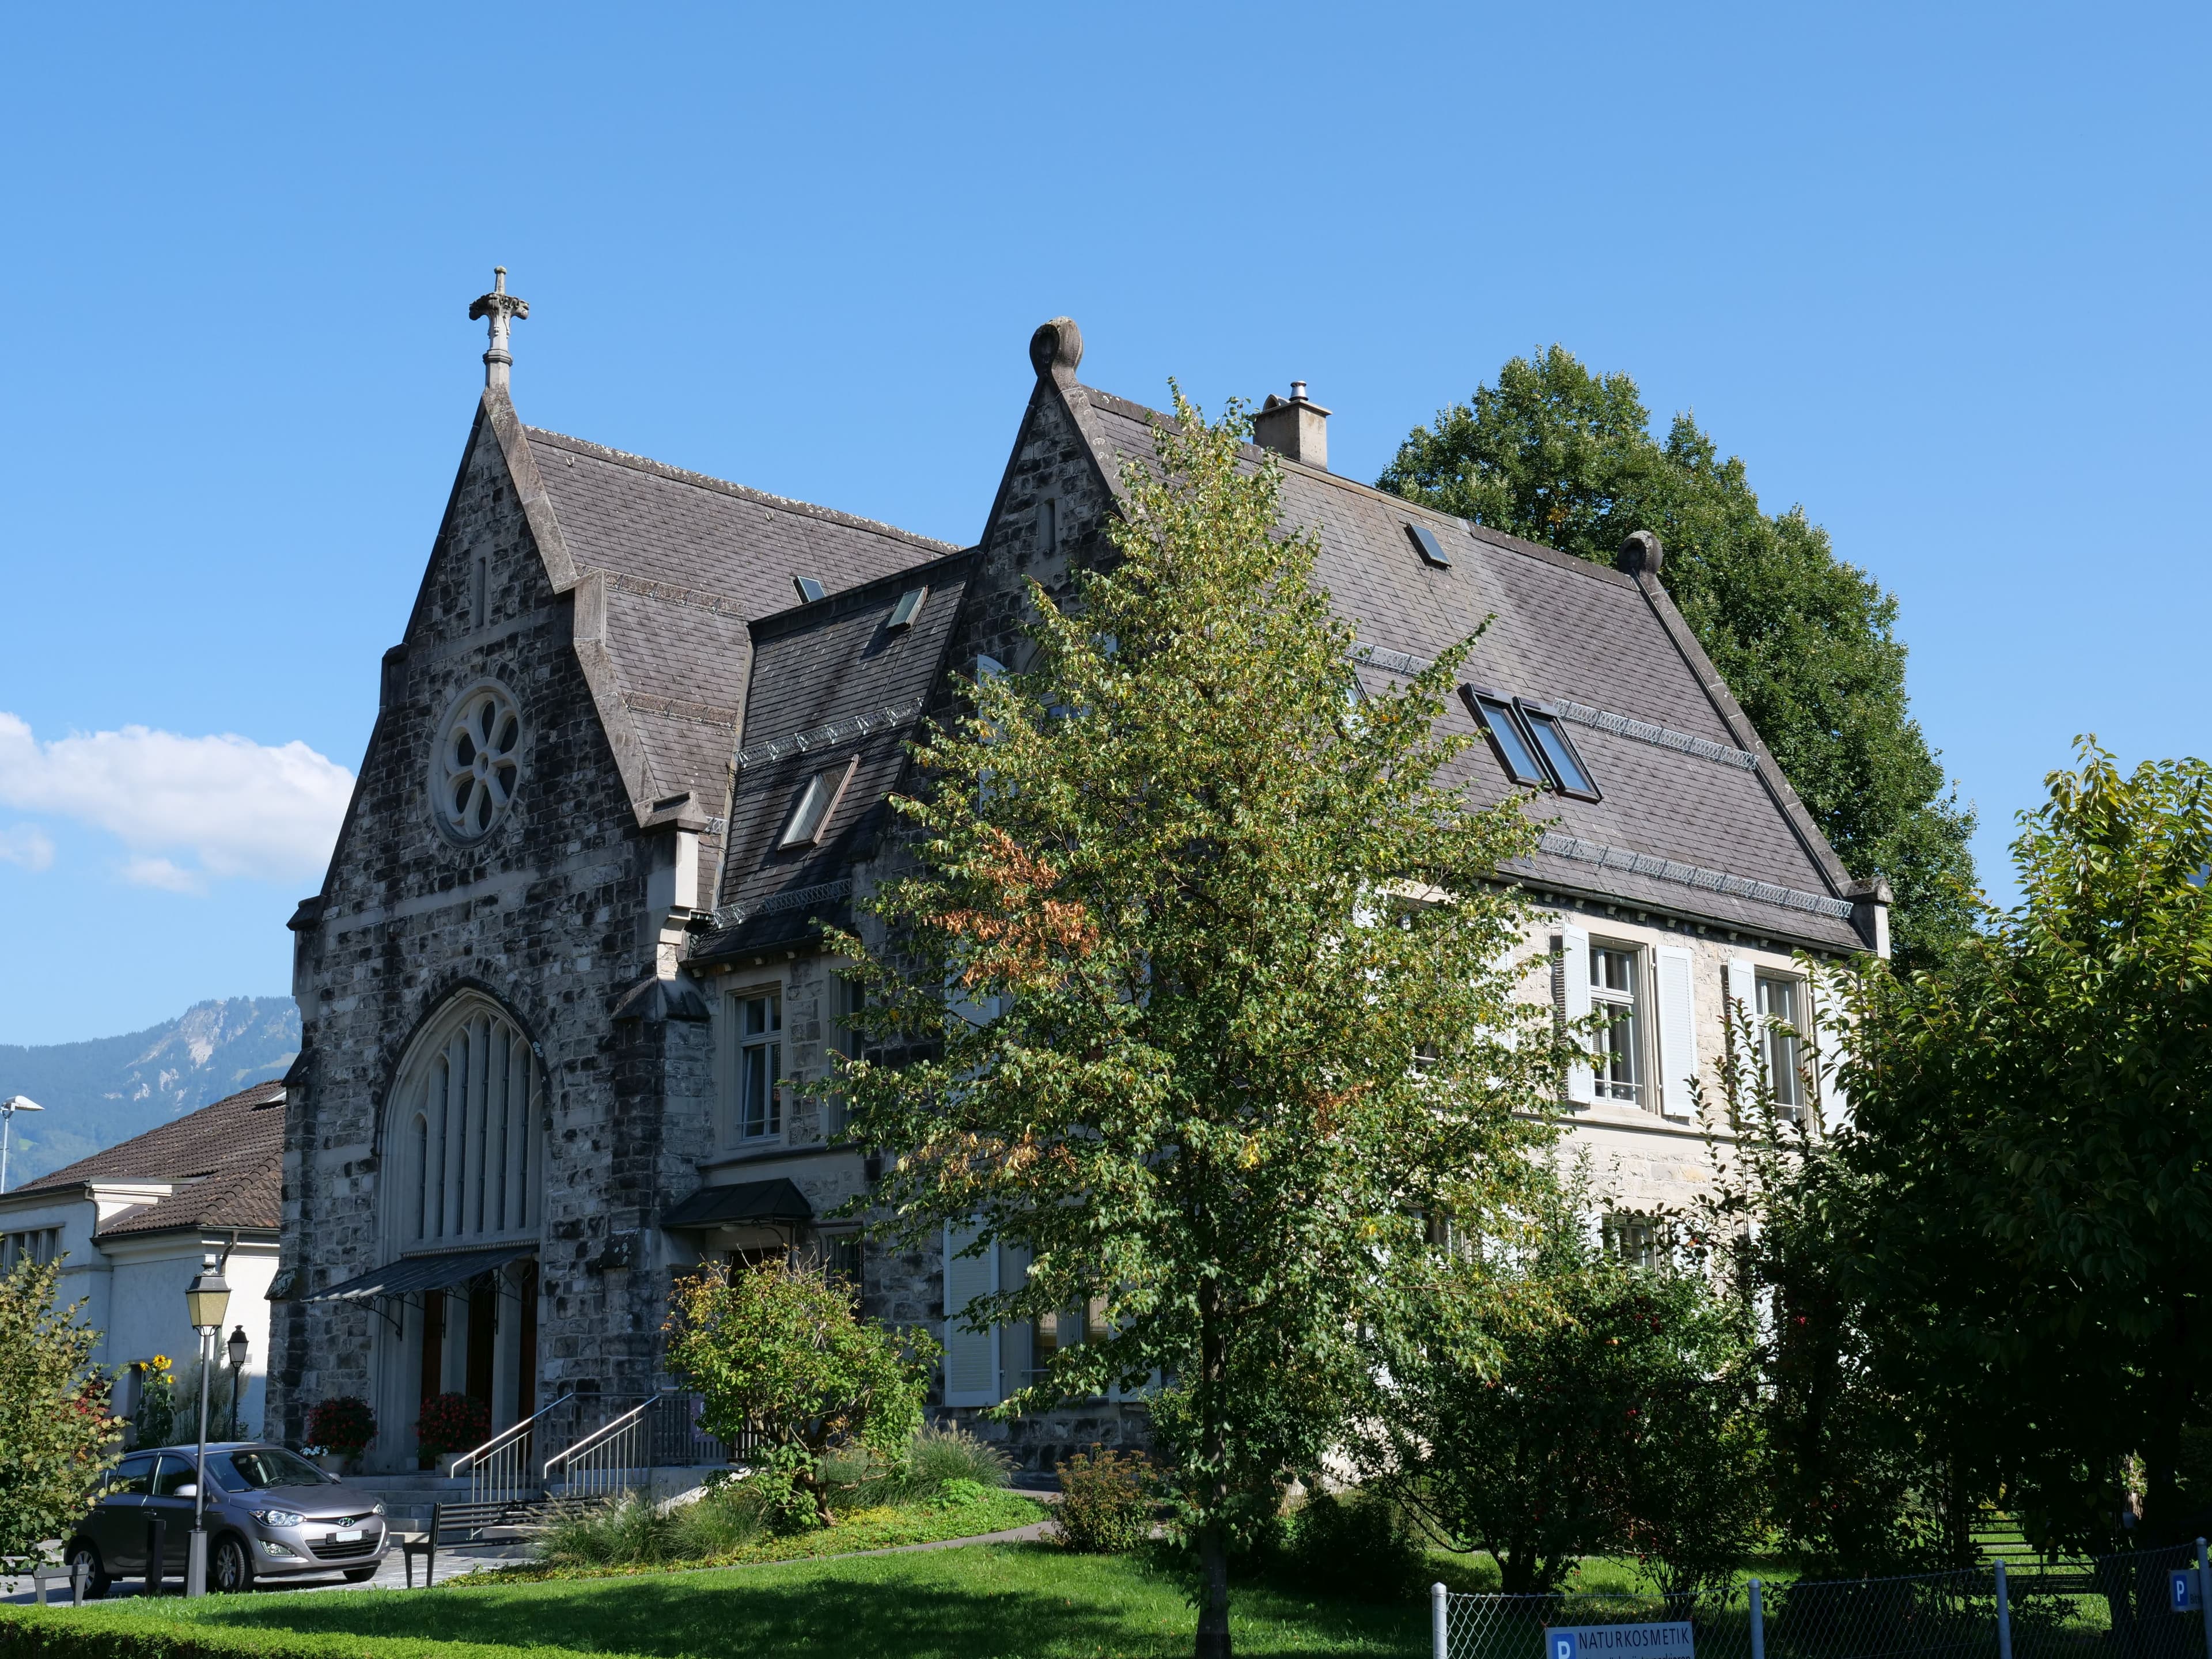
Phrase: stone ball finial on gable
[
  {"left": 1617, "top": 529, "right": 1665, "bottom": 576},
  {"left": 1029, "top": 317, "right": 1084, "bottom": 383}
]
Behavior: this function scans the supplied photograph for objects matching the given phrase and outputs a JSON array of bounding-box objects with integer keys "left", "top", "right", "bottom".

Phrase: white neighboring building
[{"left": 1, "top": 1080, "right": 283, "bottom": 1442}]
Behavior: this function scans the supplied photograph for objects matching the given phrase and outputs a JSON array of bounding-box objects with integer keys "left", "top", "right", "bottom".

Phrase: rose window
[{"left": 434, "top": 683, "right": 523, "bottom": 839}]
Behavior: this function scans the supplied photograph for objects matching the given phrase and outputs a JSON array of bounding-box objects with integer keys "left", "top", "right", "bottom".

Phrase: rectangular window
[
  {"left": 778, "top": 757, "right": 857, "bottom": 850},
  {"left": 826, "top": 974, "right": 865, "bottom": 1139},
  {"left": 887, "top": 586, "right": 929, "bottom": 630},
  {"left": 1406, "top": 522, "right": 1452, "bottom": 567},
  {"left": 737, "top": 992, "right": 783, "bottom": 1140},
  {"left": 1466, "top": 690, "right": 1549, "bottom": 787},
  {"left": 1757, "top": 974, "right": 1806, "bottom": 1119},
  {"left": 1520, "top": 706, "right": 1601, "bottom": 800},
  {"left": 1038, "top": 498, "right": 1058, "bottom": 554},
  {"left": 1606, "top": 1213, "right": 1664, "bottom": 1270},
  {"left": 1589, "top": 944, "right": 1644, "bottom": 1104},
  {"left": 793, "top": 574, "right": 826, "bottom": 604}
]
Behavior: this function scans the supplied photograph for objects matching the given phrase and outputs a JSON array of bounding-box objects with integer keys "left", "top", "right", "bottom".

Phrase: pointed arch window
[{"left": 388, "top": 997, "right": 543, "bottom": 1250}]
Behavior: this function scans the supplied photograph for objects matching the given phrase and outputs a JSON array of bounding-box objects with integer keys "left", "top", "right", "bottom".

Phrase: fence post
[
  {"left": 1432, "top": 1581, "right": 1448, "bottom": 1659},
  {"left": 1996, "top": 1558, "right": 2013, "bottom": 1659},
  {"left": 71, "top": 1558, "right": 88, "bottom": 1604},
  {"left": 2196, "top": 1538, "right": 2211, "bottom": 1659},
  {"left": 1749, "top": 1578, "right": 1766, "bottom": 1659}
]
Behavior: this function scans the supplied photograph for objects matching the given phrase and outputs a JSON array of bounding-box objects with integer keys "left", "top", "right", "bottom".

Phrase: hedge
[{"left": 0, "top": 1607, "right": 567, "bottom": 1659}]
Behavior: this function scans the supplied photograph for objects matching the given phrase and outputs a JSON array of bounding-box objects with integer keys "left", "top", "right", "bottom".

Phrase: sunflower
[{"left": 151, "top": 1354, "right": 171, "bottom": 1370}]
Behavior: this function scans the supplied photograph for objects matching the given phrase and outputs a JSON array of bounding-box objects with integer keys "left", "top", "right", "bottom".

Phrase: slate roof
[
  {"left": 14, "top": 1080, "right": 285, "bottom": 1236},
  {"left": 691, "top": 550, "right": 979, "bottom": 963},
  {"left": 486, "top": 411, "right": 959, "bottom": 896},
  {"left": 1060, "top": 384, "right": 1869, "bottom": 953}
]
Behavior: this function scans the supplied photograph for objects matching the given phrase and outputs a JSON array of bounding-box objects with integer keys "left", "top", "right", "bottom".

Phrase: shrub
[
  {"left": 536, "top": 1483, "right": 774, "bottom": 1567},
  {"left": 1052, "top": 1444, "right": 1153, "bottom": 1553},
  {"left": 0, "top": 1253, "right": 116, "bottom": 1558},
  {"left": 1276, "top": 1487, "right": 1426, "bottom": 1601},
  {"left": 664, "top": 1261, "right": 938, "bottom": 1528},
  {"left": 413, "top": 1392, "right": 490, "bottom": 1459},
  {"left": 305, "top": 1396, "right": 375, "bottom": 1456}
]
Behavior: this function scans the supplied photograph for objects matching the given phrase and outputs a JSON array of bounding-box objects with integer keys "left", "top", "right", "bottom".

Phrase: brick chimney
[{"left": 1252, "top": 381, "right": 1330, "bottom": 471}]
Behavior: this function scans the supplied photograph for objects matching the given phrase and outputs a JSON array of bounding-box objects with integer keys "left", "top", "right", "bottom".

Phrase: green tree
[
  {"left": 1361, "top": 1171, "right": 1764, "bottom": 1594},
  {"left": 1378, "top": 346, "right": 1976, "bottom": 967},
  {"left": 834, "top": 389, "right": 1568, "bottom": 1657},
  {"left": 0, "top": 1253, "right": 116, "bottom": 1563},
  {"left": 664, "top": 1261, "right": 937, "bottom": 1529},
  {"left": 1841, "top": 740, "right": 2212, "bottom": 1548}
]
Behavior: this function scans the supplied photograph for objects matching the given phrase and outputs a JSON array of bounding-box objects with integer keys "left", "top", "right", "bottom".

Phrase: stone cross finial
[{"left": 468, "top": 266, "right": 529, "bottom": 392}]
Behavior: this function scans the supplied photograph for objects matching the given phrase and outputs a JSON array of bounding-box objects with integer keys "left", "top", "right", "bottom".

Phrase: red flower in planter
[
  {"left": 414, "top": 1392, "right": 491, "bottom": 1459},
  {"left": 306, "top": 1395, "right": 377, "bottom": 1456}
]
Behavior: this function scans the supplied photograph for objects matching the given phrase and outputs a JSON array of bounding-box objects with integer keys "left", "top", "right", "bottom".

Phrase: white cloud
[
  {"left": 0, "top": 713, "right": 355, "bottom": 889},
  {"left": 120, "top": 855, "right": 207, "bottom": 894},
  {"left": 0, "top": 823, "right": 55, "bottom": 870}
]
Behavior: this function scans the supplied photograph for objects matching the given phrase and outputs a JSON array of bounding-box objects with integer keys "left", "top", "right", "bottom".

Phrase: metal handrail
[
  {"left": 449, "top": 1391, "right": 575, "bottom": 1479},
  {"left": 543, "top": 1395, "right": 655, "bottom": 1482}
]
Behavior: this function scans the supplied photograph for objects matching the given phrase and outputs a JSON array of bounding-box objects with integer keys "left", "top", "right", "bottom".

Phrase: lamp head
[
  {"left": 0, "top": 1096, "right": 41, "bottom": 1113},
  {"left": 227, "top": 1325, "right": 250, "bottom": 1369},
  {"left": 184, "top": 1253, "right": 231, "bottom": 1332}
]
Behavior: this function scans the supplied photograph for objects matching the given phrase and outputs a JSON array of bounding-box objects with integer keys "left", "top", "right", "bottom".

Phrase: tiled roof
[
  {"left": 15, "top": 1080, "right": 284, "bottom": 1235},
  {"left": 1061, "top": 384, "right": 1867, "bottom": 952},
  {"left": 692, "top": 551, "right": 978, "bottom": 963}
]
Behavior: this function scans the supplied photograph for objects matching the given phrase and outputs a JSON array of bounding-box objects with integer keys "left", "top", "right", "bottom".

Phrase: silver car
[{"left": 66, "top": 1442, "right": 391, "bottom": 1595}]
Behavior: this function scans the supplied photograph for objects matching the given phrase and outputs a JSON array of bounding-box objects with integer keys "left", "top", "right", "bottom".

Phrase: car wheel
[
  {"left": 64, "top": 1540, "right": 109, "bottom": 1600},
  {"left": 342, "top": 1565, "right": 378, "bottom": 1582},
  {"left": 210, "top": 1533, "right": 253, "bottom": 1594}
]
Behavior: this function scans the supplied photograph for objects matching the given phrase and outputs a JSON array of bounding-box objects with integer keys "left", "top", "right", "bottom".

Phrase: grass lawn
[
  {"left": 1, "top": 1543, "right": 1432, "bottom": 1659},
  {"left": 500, "top": 1490, "right": 1050, "bottom": 1580}
]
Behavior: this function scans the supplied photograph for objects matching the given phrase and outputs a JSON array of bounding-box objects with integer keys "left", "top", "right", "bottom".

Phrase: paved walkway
[{"left": 1, "top": 1514, "right": 1058, "bottom": 1605}]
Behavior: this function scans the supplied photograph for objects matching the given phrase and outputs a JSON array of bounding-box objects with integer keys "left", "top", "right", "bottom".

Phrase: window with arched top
[{"left": 386, "top": 995, "right": 543, "bottom": 1251}]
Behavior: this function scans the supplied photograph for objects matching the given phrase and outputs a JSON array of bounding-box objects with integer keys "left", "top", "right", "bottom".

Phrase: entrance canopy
[
  {"left": 660, "top": 1179, "right": 812, "bottom": 1231},
  {"left": 304, "top": 1245, "right": 533, "bottom": 1303}
]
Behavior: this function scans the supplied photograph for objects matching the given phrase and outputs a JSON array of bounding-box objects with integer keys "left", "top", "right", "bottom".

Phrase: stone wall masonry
[{"left": 271, "top": 413, "right": 688, "bottom": 1455}]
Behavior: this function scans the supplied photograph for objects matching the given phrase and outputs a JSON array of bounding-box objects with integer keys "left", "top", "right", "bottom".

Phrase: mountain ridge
[{"left": 0, "top": 998, "right": 299, "bottom": 1187}]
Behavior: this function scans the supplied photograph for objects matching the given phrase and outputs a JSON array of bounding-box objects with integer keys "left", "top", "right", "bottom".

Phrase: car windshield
[{"left": 211, "top": 1448, "right": 332, "bottom": 1490}]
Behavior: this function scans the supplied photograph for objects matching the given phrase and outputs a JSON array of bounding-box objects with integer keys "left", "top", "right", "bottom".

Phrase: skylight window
[
  {"left": 793, "top": 575, "right": 826, "bottom": 604},
  {"left": 1466, "top": 691, "right": 1548, "bottom": 787},
  {"left": 1521, "top": 706, "right": 1601, "bottom": 800},
  {"left": 887, "top": 587, "right": 929, "bottom": 630},
  {"left": 1406, "top": 524, "right": 1451, "bottom": 568},
  {"left": 778, "top": 756, "right": 858, "bottom": 849}
]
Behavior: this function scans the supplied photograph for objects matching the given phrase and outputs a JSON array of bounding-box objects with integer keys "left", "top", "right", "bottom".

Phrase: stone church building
[{"left": 267, "top": 277, "right": 1887, "bottom": 1471}]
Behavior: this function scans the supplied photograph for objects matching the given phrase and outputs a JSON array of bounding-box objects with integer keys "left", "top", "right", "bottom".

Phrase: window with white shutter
[
  {"left": 1552, "top": 926, "right": 1594, "bottom": 1105},
  {"left": 941, "top": 1221, "right": 1000, "bottom": 1407},
  {"left": 1654, "top": 946, "right": 1699, "bottom": 1120}
]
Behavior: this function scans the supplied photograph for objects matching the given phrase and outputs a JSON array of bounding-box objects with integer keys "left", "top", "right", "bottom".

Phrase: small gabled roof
[
  {"left": 1040, "top": 380, "right": 1870, "bottom": 953},
  {"left": 691, "top": 549, "right": 979, "bottom": 963},
  {"left": 13, "top": 1080, "right": 285, "bottom": 1236}
]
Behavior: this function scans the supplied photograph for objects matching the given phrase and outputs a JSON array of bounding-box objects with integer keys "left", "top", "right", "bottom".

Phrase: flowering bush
[
  {"left": 131, "top": 1356, "right": 176, "bottom": 1447},
  {"left": 307, "top": 1395, "right": 376, "bottom": 1456},
  {"left": 414, "top": 1392, "right": 490, "bottom": 1459}
]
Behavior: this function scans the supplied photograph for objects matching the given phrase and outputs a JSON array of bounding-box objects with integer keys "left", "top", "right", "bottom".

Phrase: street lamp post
[
  {"left": 183, "top": 1255, "right": 230, "bottom": 1597},
  {"left": 226, "top": 1326, "right": 250, "bottom": 1440},
  {"left": 0, "top": 1096, "right": 43, "bottom": 1192}
]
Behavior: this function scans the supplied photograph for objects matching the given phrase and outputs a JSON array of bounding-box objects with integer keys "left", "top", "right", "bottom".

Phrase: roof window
[
  {"left": 1406, "top": 524, "right": 1451, "bottom": 569},
  {"left": 1522, "top": 706, "right": 1600, "bottom": 800},
  {"left": 778, "top": 756, "right": 859, "bottom": 849},
  {"left": 793, "top": 575, "right": 826, "bottom": 604},
  {"left": 1463, "top": 687, "right": 1603, "bottom": 801},
  {"left": 1467, "top": 691, "right": 1547, "bottom": 786},
  {"left": 887, "top": 587, "right": 929, "bottom": 630}
]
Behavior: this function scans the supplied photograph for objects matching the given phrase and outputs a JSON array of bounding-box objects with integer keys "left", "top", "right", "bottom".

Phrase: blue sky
[{"left": 0, "top": 3, "right": 2203, "bottom": 1044}]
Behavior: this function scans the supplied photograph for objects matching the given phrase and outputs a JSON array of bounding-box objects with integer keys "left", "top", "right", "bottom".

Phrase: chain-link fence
[{"left": 1434, "top": 1543, "right": 2212, "bottom": 1659}]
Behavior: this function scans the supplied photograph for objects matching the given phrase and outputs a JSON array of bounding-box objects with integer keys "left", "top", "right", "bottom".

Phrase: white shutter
[
  {"left": 941, "top": 1221, "right": 999, "bottom": 1407},
  {"left": 1724, "top": 959, "right": 1758, "bottom": 1102},
  {"left": 1654, "top": 946, "right": 1699, "bottom": 1120},
  {"left": 997, "top": 1241, "right": 1033, "bottom": 1396},
  {"left": 1812, "top": 974, "right": 1850, "bottom": 1130},
  {"left": 1553, "top": 926, "right": 1594, "bottom": 1105}
]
